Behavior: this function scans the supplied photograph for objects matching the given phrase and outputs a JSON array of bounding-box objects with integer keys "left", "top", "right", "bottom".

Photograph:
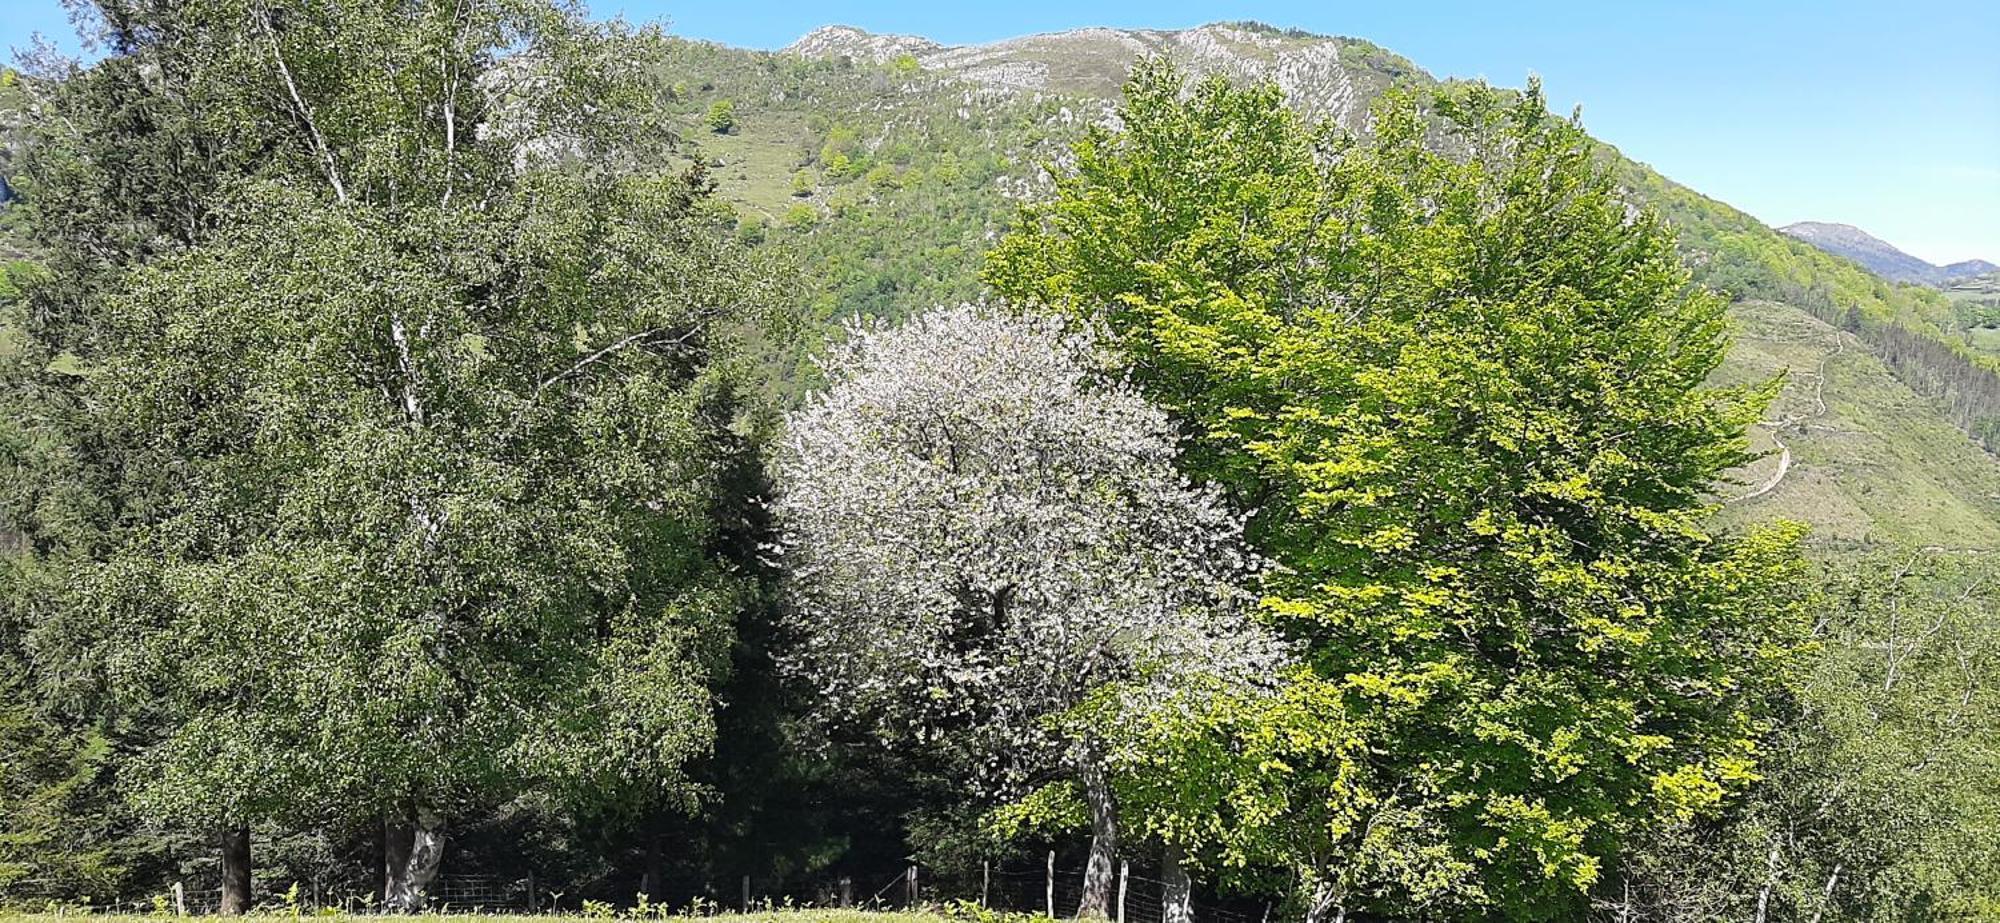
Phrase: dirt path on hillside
[{"left": 1732, "top": 331, "right": 1847, "bottom": 503}]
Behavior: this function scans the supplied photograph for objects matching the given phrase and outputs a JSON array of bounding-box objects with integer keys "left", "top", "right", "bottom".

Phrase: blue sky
[{"left": 8, "top": 1, "right": 1997, "bottom": 263}]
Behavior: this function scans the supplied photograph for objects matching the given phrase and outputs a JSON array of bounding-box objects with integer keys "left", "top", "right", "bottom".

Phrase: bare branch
[
  {"left": 258, "top": 3, "right": 348, "bottom": 204},
  {"left": 535, "top": 324, "right": 701, "bottom": 393}
]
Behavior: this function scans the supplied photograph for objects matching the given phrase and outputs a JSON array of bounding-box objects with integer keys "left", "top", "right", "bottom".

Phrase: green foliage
[
  {"left": 0, "top": 682, "right": 125, "bottom": 904},
  {"left": 781, "top": 204, "right": 818, "bottom": 230},
  {"left": 1619, "top": 550, "right": 2000, "bottom": 920},
  {"left": 1, "top": 0, "right": 784, "bottom": 886},
  {"left": 984, "top": 783, "right": 1087, "bottom": 843},
  {"left": 707, "top": 100, "right": 737, "bottom": 134},
  {"left": 991, "top": 62, "right": 1813, "bottom": 920}
]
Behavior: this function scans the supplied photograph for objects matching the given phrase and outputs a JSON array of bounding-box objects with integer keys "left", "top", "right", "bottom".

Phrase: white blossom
[{"left": 773, "top": 303, "right": 1283, "bottom": 794}]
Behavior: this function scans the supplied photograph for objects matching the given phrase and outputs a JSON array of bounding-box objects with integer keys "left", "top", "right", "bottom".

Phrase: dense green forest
[{"left": 0, "top": 5, "right": 1995, "bottom": 923}]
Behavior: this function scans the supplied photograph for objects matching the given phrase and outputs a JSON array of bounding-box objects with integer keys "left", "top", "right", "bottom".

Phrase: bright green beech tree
[{"left": 989, "top": 61, "right": 1811, "bottom": 921}]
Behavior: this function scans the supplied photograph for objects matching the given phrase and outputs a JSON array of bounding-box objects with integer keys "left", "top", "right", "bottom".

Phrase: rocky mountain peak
[
  {"left": 783, "top": 25, "right": 942, "bottom": 64},
  {"left": 781, "top": 22, "right": 1420, "bottom": 132},
  {"left": 1781, "top": 221, "right": 1995, "bottom": 287}
]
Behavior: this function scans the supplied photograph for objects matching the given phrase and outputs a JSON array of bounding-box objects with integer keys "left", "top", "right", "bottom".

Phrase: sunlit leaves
[{"left": 990, "top": 60, "right": 1812, "bottom": 920}]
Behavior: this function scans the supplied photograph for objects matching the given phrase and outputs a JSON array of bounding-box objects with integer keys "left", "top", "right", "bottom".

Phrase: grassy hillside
[
  {"left": 643, "top": 27, "right": 2000, "bottom": 546},
  {"left": 1712, "top": 300, "right": 2000, "bottom": 547},
  {"left": 1945, "top": 270, "right": 2000, "bottom": 356}
]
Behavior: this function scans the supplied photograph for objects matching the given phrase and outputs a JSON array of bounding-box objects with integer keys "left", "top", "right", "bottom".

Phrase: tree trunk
[
  {"left": 1161, "top": 843, "right": 1193, "bottom": 923},
  {"left": 641, "top": 828, "right": 664, "bottom": 899},
  {"left": 375, "top": 819, "right": 390, "bottom": 908},
  {"left": 383, "top": 807, "right": 446, "bottom": 912},
  {"left": 1754, "top": 840, "right": 1781, "bottom": 923},
  {"left": 384, "top": 813, "right": 413, "bottom": 911},
  {"left": 1075, "top": 758, "right": 1118, "bottom": 919},
  {"left": 218, "top": 825, "right": 252, "bottom": 915},
  {"left": 1302, "top": 881, "right": 1342, "bottom": 923}
]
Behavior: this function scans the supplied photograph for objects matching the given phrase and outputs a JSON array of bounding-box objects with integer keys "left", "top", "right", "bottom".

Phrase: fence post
[
  {"left": 907, "top": 865, "right": 919, "bottom": 907},
  {"left": 173, "top": 881, "right": 186, "bottom": 917},
  {"left": 981, "top": 860, "right": 991, "bottom": 908},
  {"left": 1046, "top": 850, "right": 1056, "bottom": 918},
  {"left": 839, "top": 876, "right": 853, "bottom": 908},
  {"left": 741, "top": 874, "right": 751, "bottom": 913},
  {"left": 1117, "top": 861, "right": 1128, "bottom": 923},
  {"left": 527, "top": 872, "right": 538, "bottom": 913}
]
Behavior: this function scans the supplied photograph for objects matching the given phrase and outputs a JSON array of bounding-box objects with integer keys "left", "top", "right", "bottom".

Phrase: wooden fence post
[
  {"left": 1046, "top": 850, "right": 1056, "bottom": 918},
  {"left": 907, "top": 865, "right": 919, "bottom": 906},
  {"left": 1117, "top": 861, "right": 1128, "bottom": 923},
  {"left": 527, "top": 872, "right": 537, "bottom": 913},
  {"left": 981, "top": 860, "right": 990, "bottom": 908},
  {"left": 172, "top": 882, "right": 186, "bottom": 917},
  {"left": 839, "top": 876, "right": 853, "bottom": 908},
  {"left": 741, "top": 874, "right": 751, "bottom": 912}
]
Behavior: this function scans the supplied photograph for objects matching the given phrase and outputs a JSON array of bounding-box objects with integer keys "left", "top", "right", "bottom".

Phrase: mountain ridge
[
  {"left": 1779, "top": 220, "right": 1995, "bottom": 286},
  {"left": 647, "top": 20, "right": 2000, "bottom": 546},
  {"left": 780, "top": 21, "right": 1419, "bottom": 129}
]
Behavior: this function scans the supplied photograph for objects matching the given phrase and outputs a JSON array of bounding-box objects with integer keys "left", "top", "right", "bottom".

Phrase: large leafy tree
[
  {"left": 2, "top": 0, "right": 781, "bottom": 911},
  {"left": 988, "top": 62, "right": 1811, "bottom": 920},
  {"left": 773, "top": 304, "right": 1280, "bottom": 918}
]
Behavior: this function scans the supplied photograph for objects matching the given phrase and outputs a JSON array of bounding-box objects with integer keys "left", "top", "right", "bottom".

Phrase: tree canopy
[
  {"left": 988, "top": 62, "right": 1813, "bottom": 920},
  {"left": 2, "top": 0, "right": 783, "bottom": 910},
  {"left": 774, "top": 303, "right": 1281, "bottom": 917}
]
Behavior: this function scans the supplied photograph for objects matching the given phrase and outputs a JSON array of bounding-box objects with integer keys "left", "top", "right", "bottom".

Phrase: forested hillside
[
  {"left": 0, "top": 9, "right": 1995, "bottom": 923},
  {"left": 646, "top": 25, "right": 2000, "bottom": 467}
]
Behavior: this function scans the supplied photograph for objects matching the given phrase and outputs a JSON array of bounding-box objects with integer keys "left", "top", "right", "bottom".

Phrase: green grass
[
  {"left": 1711, "top": 300, "right": 2000, "bottom": 547},
  {"left": 0, "top": 913, "right": 977, "bottom": 923},
  {"left": 700, "top": 120, "right": 817, "bottom": 222}
]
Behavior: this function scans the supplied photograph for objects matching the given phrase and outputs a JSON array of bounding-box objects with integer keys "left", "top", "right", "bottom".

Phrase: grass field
[
  {"left": 1711, "top": 299, "right": 2000, "bottom": 547},
  {"left": 0, "top": 913, "right": 985, "bottom": 923}
]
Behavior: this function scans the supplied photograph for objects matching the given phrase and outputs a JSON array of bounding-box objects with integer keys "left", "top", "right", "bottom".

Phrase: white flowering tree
[{"left": 774, "top": 304, "right": 1280, "bottom": 918}]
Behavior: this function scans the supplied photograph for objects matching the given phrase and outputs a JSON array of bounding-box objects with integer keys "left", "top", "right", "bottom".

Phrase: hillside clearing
[{"left": 1712, "top": 300, "right": 2000, "bottom": 546}]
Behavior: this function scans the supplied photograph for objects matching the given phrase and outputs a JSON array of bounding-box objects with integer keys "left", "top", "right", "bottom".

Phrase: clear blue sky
[{"left": 9, "top": 1, "right": 1998, "bottom": 263}]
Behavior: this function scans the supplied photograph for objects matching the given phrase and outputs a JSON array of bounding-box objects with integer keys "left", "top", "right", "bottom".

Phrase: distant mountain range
[{"left": 1778, "top": 221, "right": 1996, "bottom": 286}]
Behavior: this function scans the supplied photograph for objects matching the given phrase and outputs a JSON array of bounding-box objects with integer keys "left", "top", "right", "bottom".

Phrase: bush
[
  {"left": 782, "top": 204, "right": 818, "bottom": 230},
  {"left": 705, "top": 99, "right": 736, "bottom": 134}
]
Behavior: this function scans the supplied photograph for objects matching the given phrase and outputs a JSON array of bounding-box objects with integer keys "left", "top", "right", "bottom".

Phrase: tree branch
[
  {"left": 258, "top": 3, "right": 348, "bottom": 204},
  {"left": 535, "top": 324, "right": 702, "bottom": 393}
]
